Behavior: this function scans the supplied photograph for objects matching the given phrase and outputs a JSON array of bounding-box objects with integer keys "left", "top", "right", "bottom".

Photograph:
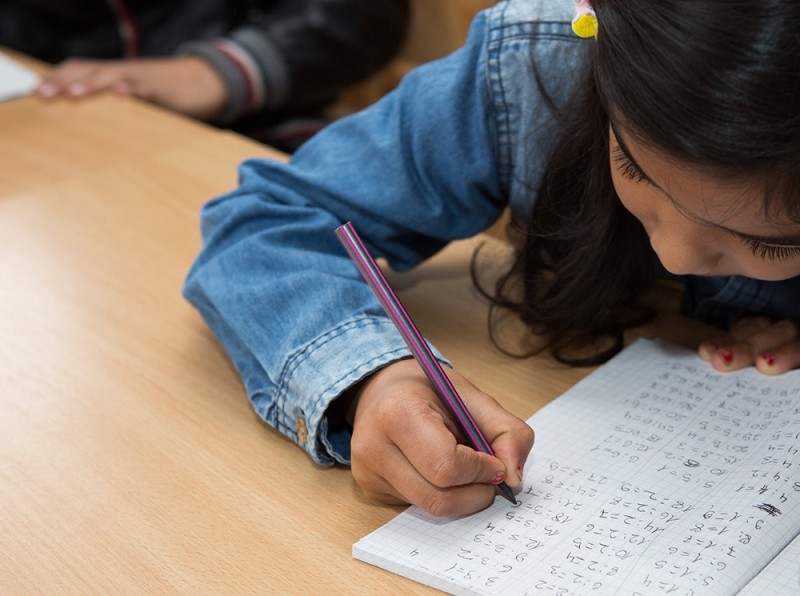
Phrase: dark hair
[{"left": 484, "top": 0, "right": 800, "bottom": 366}]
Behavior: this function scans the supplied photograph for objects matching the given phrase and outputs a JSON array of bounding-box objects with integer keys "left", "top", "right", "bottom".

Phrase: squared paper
[{"left": 354, "top": 339, "right": 800, "bottom": 595}]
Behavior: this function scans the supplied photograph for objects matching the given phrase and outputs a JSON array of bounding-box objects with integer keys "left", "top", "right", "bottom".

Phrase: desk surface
[{"left": 0, "top": 52, "right": 714, "bottom": 593}]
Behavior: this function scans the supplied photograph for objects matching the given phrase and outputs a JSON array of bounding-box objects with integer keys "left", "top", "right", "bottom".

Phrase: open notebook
[{"left": 354, "top": 339, "right": 800, "bottom": 595}]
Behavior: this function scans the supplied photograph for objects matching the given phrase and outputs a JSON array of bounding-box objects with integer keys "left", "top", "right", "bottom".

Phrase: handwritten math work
[{"left": 354, "top": 339, "right": 800, "bottom": 595}]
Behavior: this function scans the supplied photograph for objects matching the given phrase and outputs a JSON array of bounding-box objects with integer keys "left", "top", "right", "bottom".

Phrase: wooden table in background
[{"left": 0, "top": 52, "right": 714, "bottom": 594}]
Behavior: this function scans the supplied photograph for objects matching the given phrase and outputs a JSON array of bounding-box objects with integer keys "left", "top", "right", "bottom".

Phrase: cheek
[{"left": 610, "top": 154, "right": 800, "bottom": 280}]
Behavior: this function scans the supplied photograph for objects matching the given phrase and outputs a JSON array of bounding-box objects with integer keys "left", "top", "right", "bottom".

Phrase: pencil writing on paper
[
  {"left": 354, "top": 339, "right": 800, "bottom": 595},
  {"left": 334, "top": 221, "right": 517, "bottom": 504}
]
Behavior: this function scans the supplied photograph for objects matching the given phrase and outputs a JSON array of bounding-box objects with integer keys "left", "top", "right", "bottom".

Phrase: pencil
[{"left": 335, "top": 222, "right": 517, "bottom": 504}]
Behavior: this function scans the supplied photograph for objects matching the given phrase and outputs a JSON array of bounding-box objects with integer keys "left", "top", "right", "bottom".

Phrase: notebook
[{"left": 354, "top": 338, "right": 800, "bottom": 594}]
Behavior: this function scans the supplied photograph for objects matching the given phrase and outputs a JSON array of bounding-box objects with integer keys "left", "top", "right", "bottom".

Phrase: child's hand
[
  {"left": 350, "top": 359, "right": 534, "bottom": 516},
  {"left": 36, "top": 57, "right": 227, "bottom": 121},
  {"left": 698, "top": 316, "right": 800, "bottom": 375}
]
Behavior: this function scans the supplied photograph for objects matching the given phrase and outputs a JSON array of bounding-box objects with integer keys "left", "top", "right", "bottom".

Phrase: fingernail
[
  {"left": 762, "top": 353, "right": 777, "bottom": 367},
  {"left": 517, "top": 463, "right": 524, "bottom": 477},
  {"left": 492, "top": 472, "right": 506, "bottom": 485},
  {"left": 68, "top": 82, "right": 87, "bottom": 96},
  {"left": 38, "top": 83, "right": 56, "bottom": 97},
  {"left": 720, "top": 350, "right": 733, "bottom": 364}
]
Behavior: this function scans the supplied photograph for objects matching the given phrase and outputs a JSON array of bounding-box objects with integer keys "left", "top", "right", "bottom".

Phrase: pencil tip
[{"left": 496, "top": 481, "right": 516, "bottom": 504}]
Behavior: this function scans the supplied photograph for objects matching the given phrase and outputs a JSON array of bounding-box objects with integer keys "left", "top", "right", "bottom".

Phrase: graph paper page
[
  {"left": 739, "top": 531, "right": 800, "bottom": 594},
  {"left": 353, "top": 339, "right": 800, "bottom": 595}
]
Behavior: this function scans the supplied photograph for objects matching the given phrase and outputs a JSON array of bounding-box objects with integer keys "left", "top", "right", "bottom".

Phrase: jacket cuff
[
  {"left": 275, "top": 315, "right": 451, "bottom": 466},
  {"left": 179, "top": 27, "right": 288, "bottom": 124}
]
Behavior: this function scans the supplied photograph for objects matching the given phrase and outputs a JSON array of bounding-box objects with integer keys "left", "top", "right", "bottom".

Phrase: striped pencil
[{"left": 335, "top": 221, "right": 516, "bottom": 504}]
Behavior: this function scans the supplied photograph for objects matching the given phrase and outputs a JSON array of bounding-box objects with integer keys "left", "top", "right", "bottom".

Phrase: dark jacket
[{"left": 0, "top": 0, "right": 410, "bottom": 124}]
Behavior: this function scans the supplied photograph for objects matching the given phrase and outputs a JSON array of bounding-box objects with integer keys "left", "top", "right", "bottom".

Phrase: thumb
[
  {"left": 489, "top": 421, "right": 535, "bottom": 488},
  {"left": 458, "top": 392, "right": 534, "bottom": 488},
  {"left": 446, "top": 371, "right": 535, "bottom": 488}
]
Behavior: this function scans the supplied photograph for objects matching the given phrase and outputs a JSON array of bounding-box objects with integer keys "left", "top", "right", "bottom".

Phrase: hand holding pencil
[{"left": 336, "top": 222, "right": 534, "bottom": 516}]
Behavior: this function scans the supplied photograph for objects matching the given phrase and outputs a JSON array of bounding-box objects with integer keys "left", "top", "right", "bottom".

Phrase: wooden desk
[{"left": 0, "top": 53, "right": 714, "bottom": 593}]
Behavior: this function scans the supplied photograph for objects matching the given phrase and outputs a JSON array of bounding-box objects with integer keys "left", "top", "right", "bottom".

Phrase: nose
[{"left": 648, "top": 223, "right": 721, "bottom": 276}]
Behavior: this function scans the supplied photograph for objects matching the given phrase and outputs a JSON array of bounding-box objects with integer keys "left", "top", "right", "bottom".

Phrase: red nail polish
[
  {"left": 492, "top": 472, "right": 506, "bottom": 485},
  {"left": 517, "top": 464, "right": 524, "bottom": 476},
  {"left": 763, "top": 353, "right": 777, "bottom": 366},
  {"left": 720, "top": 350, "right": 733, "bottom": 364}
]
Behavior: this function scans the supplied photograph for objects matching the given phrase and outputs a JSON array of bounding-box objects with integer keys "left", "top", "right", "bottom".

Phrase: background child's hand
[
  {"left": 698, "top": 316, "right": 800, "bottom": 375},
  {"left": 350, "top": 359, "right": 534, "bottom": 516},
  {"left": 36, "top": 57, "right": 227, "bottom": 121}
]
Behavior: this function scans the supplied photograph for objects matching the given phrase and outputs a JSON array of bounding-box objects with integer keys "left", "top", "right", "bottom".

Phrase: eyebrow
[{"left": 610, "top": 124, "right": 800, "bottom": 248}]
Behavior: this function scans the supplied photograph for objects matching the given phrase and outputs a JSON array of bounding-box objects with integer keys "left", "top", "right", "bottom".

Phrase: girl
[{"left": 184, "top": 0, "right": 800, "bottom": 516}]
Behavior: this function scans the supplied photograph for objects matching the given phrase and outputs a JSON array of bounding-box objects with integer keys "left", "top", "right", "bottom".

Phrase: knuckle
[
  {"left": 350, "top": 432, "right": 370, "bottom": 462},
  {"left": 350, "top": 458, "right": 383, "bottom": 501},
  {"left": 731, "top": 316, "right": 753, "bottom": 330},
  {"left": 350, "top": 461, "right": 369, "bottom": 488},
  {"left": 429, "top": 455, "right": 460, "bottom": 487},
  {"left": 749, "top": 315, "right": 771, "bottom": 326},
  {"left": 746, "top": 315, "right": 770, "bottom": 327},
  {"left": 732, "top": 315, "right": 769, "bottom": 337},
  {"left": 374, "top": 391, "right": 414, "bottom": 419},
  {"left": 773, "top": 319, "right": 800, "bottom": 338},
  {"left": 358, "top": 481, "right": 389, "bottom": 504},
  {"left": 518, "top": 423, "right": 536, "bottom": 447},
  {"left": 419, "top": 490, "right": 456, "bottom": 517}
]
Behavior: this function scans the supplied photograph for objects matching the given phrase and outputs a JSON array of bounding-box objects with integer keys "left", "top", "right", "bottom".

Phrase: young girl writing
[{"left": 184, "top": 0, "right": 800, "bottom": 516}]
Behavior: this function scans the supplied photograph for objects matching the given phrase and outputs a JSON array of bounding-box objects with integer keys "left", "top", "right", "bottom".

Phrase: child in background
[
  {"left": 184, "top": 0, "right": 800, "bottom": 516},
  {"left": 0, "top": 0, "right": 409, "bottom": 151}
]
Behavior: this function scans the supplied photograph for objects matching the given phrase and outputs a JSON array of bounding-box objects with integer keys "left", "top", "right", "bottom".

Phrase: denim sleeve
[{"left": 183, "top": 10, "right": 506, "bottom": 466}]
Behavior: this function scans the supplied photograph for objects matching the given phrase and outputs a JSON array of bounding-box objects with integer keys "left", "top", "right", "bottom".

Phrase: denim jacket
[{"left": 184, "top": 0, "right": 800, "bottom": 467}]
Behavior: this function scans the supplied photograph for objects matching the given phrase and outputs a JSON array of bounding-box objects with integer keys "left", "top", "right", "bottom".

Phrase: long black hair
[{"left": 485, "top": 0, "right": 800, "bottom": 366}]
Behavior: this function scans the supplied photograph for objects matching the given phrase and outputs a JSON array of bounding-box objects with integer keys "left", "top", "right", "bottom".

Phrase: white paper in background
[{"left": 0, "top": 52, "right": 40, "bottom": 101}]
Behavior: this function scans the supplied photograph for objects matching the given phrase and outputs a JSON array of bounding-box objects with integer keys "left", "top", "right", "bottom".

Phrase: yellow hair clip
[{"left": 572, "top": 0, "right": 599, "bottom": 39}]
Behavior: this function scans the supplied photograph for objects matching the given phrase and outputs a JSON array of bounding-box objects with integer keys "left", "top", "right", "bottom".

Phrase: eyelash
[
  {"left": 612, "top": 146, "right": 649, "bottom": 183},
  {"left": 741, "top": 237, "right": 800, "bottom": 261},
  {"left": 612, "top": 145, "right": 800, "bottom": 262}
]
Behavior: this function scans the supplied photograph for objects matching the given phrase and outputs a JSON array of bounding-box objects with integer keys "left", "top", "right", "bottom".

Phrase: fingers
[
  {"left": 698, "top": 316, "right": 800, "bottom": 375},
  {"left": 389, "top": 399, "right": 507, "bottom": 489},
  {"left": 353, "top": 441, "right": 502, "bottom": 517},
  {"left": 34, "top": 57, "right": 227, "bottom": 119},
  {"left": 37, "top": 59, "right": 130, "bottom": 99},
  {"left": 388, "top": 370, "right": 533, "bottom": 489},
  {"left": 461, "top": 387, "right": 535, "bottom": 488},
  {"left": 754, "top": 337, "right": 800, "bottom": 375},
  {"left": 350, "top": 359, "right": 533, "bottom": 516}
]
